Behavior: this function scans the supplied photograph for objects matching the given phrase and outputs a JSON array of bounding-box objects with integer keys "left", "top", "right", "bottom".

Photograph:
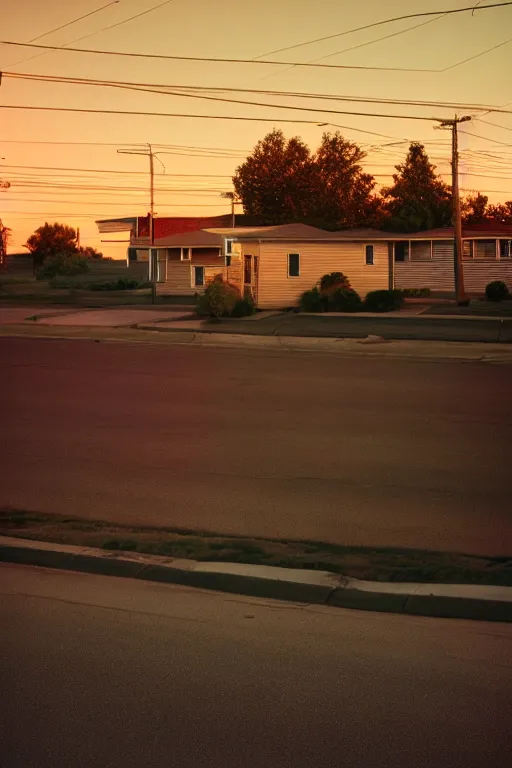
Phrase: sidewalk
[
  {"left": 2, "top": 303, "right": 512, "bottom": 357},
  {"left": 1, "top": 535, "right": 510, "bottom": 622}
]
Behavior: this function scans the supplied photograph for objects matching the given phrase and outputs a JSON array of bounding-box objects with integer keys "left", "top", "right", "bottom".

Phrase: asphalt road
[
  {"left": 1, "top": 564, "right": 511, "bottom": 768},
  {"left": 1, "top": 337, "right": 511, "bottom": 555}
]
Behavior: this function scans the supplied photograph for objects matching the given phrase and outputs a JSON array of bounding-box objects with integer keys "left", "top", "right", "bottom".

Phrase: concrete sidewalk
[
  {"left": 1, "top": 304, "right": 512, "bottom": 343},
  {"left": 1, "top": 536, "right": 510, "bottom": 622}
]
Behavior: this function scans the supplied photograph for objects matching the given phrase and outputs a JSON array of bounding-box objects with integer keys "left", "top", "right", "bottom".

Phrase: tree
[
  {"left": 486, "top": 200, "right": 512, "bottom": 223},
  {"left": 309, "top": 132, "right": 377, "bottom": 228},
  {"left": 462, "top": 193, "right": 489, "bottom": 223},
  {"left": 25, "top": 222, "right": 78, "bottom": 270},
  {"left": 233, "top": 130, "right": 314, "bottom": 224},
  {"left": 381, "top": 143, "right": 452, "bottom": 232}
]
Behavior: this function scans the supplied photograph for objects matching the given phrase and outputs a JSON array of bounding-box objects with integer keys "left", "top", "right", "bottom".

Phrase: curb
[
  {"left": 1, "top": 537, "right": 511, "bottom": 623},
  {"left": 2, "top": 326, "right": 512, "bottom": 363}
]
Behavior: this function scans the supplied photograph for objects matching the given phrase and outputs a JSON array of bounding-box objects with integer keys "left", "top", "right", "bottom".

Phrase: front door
[{"left": 244, "top": 254, "right": 258, "bottom": 303}]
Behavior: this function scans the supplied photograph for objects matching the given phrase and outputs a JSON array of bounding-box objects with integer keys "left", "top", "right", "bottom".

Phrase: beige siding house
[
  {"left": 146, "top": 222, "right": 512, "bottom": 307},
  {"left": 150, "top": 223, "right": 394, "bottom": 308}
]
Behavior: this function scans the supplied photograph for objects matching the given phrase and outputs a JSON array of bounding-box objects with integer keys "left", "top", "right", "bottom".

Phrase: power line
[
  {"left": 6, "top": 70, "right": 511, "bottom": 115},
  {"left": 459, "top": 130, "right": 512, "bottom": 146},
  {"left": 311, "top": 17, "right": 444, "bottom": 64},
  {"left": 0, "top": 163, "right": 233, "bottom": 175},
  {"left": 2, "top": 1, "right": 120, "bottom": 68},
  {"left": 473, "top": 118, "right": 512, "bottom": 134},
  {"left": 253, "top": 3, "right": 512, "bottom": 58},
  {"left": 2, "top": 1, "right": 175, "bottom": 71},
  {"left": 0, "top": 38, "right": 440, "bottom": 72},
  {"left": 0, "top": 103, "right": 451, "bottom": 125},
  {"left": 27, "top": 1, "right": 120, "bottom": 43},
  {"left": 442, "top": 35, "right": 512, "bottom": 70}
]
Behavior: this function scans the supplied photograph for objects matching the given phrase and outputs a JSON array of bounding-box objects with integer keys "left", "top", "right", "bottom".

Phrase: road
[
  {"left": 1, "top": 564, "right": 511, "bottom": 768},
  {"left": 1, "top": 337, "right": 511, "bottom": 555}
]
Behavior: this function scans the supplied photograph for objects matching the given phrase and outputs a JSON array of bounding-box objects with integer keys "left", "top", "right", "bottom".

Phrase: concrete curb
[{"left": 1, "top": 537, "right": 511, "bottom": 623}]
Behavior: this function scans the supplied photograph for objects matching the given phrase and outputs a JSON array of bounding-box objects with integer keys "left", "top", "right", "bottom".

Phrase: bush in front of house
[
  {"left": 485, "top": 280, "right": 510, "bottom": 302},
  {"left": 364, "top": 289, "right": 404, "bottom": 313},
  {"left": 36, "top": 253, "right": 90, "bottom": 280},
  {"left": 196, "top": 276, "right": 242, "bottom": 317},
  {"left": 300, "top": 287, "right": 324, "bottom": 312},
  {"left": 232, "top": 291, "right": 256, "bottom": 317},
  {"left": 328, "top": 287, "right": 363, "bottom": 312},
  {"left": 319, "top": 272, "right": 351, "bottom": 293}
]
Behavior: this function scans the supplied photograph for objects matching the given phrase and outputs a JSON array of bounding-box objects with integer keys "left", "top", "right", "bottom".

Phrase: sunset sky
[{"left": 1, "top": 0, "right": 510, "bottom": 258}]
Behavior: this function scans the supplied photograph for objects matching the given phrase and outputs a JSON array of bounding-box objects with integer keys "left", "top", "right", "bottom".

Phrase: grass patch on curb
[{"left": 1, "top": 508, "right": 511, "bottom": 585}]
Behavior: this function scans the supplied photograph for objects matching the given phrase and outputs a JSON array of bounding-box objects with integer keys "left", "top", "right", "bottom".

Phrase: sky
[{"left": 1, "top": 0, "right": 510, "bottom": 258}]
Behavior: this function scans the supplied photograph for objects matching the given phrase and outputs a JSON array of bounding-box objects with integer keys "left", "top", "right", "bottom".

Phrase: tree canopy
[
  {"left": 25, "top": 222, "right": 78, "bottom": 269},
  {"left": 232, "top": 130, "right": 313, "bottom": 224},
  {"left": 380, "top": 143, "right": 452, "bottom": 232},
  {"left": 233, "top": 132, "right": 509, "bottom": 232}
]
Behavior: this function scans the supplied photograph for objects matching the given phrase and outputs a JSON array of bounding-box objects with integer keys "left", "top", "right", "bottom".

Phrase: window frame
[
  {"left": 225, "top": 238, "right": 234, "bottom": 255},
  {"left": 193, "top": 265, "right": 205, "bottom": 287},
  {"left": 499, "top": 239, "right": 512, "bottom": 258},
  {"left": 364, "top": 244, "right": 375, "bottom": 266},
  {"left": 394, "top": 242, "right": 409, "bottom": 263},
  {"left": 287, "top": 252, "right": 300, "bottom": 278}
]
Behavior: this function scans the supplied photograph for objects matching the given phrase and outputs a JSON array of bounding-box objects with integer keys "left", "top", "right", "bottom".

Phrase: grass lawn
[{"left": 1, "top": 509, "right": 510, "bottom": 585}]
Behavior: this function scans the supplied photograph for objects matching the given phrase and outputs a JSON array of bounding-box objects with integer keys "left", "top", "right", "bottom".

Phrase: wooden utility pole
[
  {"left": 438, "top": 115, "right": 471, "bottom": 305},
  {"left": 148, "top": 144, "right": 157, "bottom": 304},
  {"left": 118, "top": 144, "right": 158, "bottom": 303}
]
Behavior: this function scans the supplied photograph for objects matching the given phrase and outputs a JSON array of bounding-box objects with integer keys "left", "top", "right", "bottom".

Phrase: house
[
  {"left": 148, "top": 223, "right": 396, "bottom": 308},
  {"left": 393, "top": 224, "right": 512, "bottom": 294},
  {"left": 97, "top": 217, "right": 512, "bottom": 307}
]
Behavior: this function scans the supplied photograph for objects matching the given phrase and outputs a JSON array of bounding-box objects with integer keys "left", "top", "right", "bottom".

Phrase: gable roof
[{"left": 154, "top": 229, "right": 223, "bottom": 247}]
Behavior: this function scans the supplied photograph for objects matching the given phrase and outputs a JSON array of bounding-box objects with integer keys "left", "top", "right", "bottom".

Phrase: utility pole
[
  {"left": 220, "top": 192, "right": 240, "bottom": 228},
  {"left": 118, "top": 144, "right": 160, "bottom": 303},
  {"left": 437, "top": 115, "right": 471, "bottom": 305}
]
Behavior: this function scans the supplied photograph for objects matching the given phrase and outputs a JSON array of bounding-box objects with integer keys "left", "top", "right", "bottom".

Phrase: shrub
[
  {"left": 196, "top": 277, "right": 241, "bottom": 317},
  {"left": 328, "top": 287, "right": 363, "bottom": 312},
  {"left": 232, "top": 291, "right": 256, "bottom": 317},
  {"left": 300, "top": 287, "right": 324, "bottom": 312},
  {"left": 485, "top": 280, "right": 509, "bottom": 302},
  {"left": 319, "top": 271, "right": 351, "bottom": 293},
  {"left": 36, "top": 253, "right": 90, "bottom": 280},
  {"left": 364, "top": 289, "right": 404, "bottom": 312}
]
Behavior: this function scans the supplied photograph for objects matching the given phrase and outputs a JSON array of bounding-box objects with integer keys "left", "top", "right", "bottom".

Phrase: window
[
  {"left": 194, "top": 266, "right": 204, "bottom": 287},
  {"left": 474, "top": 240, "right": 497, "bottom": 259},
  {"left": 365, "top": 244, "right": 374, "bottom": 265},
  {"left": 394, "top": 242, "right": 409, "bottom": 262},
  {"left": 463, "top": 241, "right": 473, "bottom": 259},
  {"left": 410, "top": 241, "right": 432, "bottom": 261},
  {"left": 244, "top": 255, "right": 252, "bottom": 284},
  {"left": 225, "top": 239, "right": 233, "bottom": 255},
  {"left": 288, "top": 252, "right": 300, "bottom": 277},
  {"left": 499, "top": 239, "right": 512, "bottom": 258},
  {"left": 226, "top": 254, "right": 232, "bottom": 267},
  {"left": 181, "top": 248, "right": 191, "bottom": 261}
]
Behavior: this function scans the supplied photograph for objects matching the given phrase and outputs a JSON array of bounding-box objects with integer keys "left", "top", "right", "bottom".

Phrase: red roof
[{"left": 137, "top": 214, "right": 233, "bottom": 240}]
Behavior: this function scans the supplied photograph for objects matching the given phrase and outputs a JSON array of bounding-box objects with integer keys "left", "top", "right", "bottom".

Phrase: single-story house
[
  {"left": 141, "top": 222, "right": 512, "bottom": 309},
  {"left": 393, "top": 224, "right": 512, "bottom": 294}
]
